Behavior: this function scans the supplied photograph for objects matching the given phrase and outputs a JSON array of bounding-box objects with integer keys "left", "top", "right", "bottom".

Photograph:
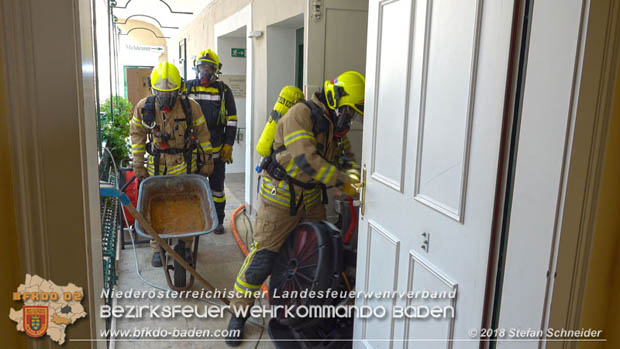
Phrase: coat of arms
[{"left": 23, "top": 306, "right": 48, "bottom": 338}]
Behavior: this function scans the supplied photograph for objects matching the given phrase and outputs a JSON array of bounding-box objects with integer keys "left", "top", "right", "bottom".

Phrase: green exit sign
[{"left": 231, "top": 48, "right": 245, "bottom": 58}]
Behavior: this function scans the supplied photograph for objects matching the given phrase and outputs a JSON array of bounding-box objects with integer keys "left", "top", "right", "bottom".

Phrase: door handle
[{"left": 352, "top": 164, "right": 367, "bottom": 216}]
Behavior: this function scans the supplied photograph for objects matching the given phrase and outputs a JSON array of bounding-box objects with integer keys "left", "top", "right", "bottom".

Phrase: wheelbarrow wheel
[{"left": 173, "top": 241, "right": 187, "bottom": 288}]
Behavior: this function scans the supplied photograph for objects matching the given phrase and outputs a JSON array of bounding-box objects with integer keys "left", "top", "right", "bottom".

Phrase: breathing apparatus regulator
[{"left": 194, "top": 49, "right": 222, "bottom": 87}]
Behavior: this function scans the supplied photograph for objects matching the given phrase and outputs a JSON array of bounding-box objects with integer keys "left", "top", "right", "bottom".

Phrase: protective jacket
[
  {"left": 185, "top": 80, "right": 237, "bottom": 155},
  {"left": 130, "top": 96, "right": 213, "bottom": 176},
  {"left": 259, "top": 93, "right": 355, "bottom": 211}
]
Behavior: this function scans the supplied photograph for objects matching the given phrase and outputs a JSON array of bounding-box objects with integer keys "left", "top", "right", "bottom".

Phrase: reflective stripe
[
  {"left": 227, "top": 120, "right": 237, "bottom": 127},
  {"left": 191, "top": 86, "right": 220, "bottom": 94},
  {"left": 343, "top": 138, "right": 351, "bottom": 150},
  {"left": 131, "top": 144, "right": 146, "bottom": 154},
  {"left": 212, "top": 190, "right": 225, "bottom": 197},
  {"left": 314, "top": 163, "right": 336, "bottom": 184},
  {"left": 236, "top": 278, "right": 261, "bottom": 291},
  {"left": 131, "top": 117, "right": 146, "bottom": 128},
  {"left": 212, "top": 144, "right": 223, "bottom": 153},
  {"left": 146, "top": 157, "right": 198, "bottom": 176},
  {"left": 259, "top": 186, "right": 290, "bottom": 207},
  {"left": 212, "top": 152, "right": 220, "bottom": 159},
  {"left": 304, "top": 191, "right": 322, "bottom": 207},
  {"left": 262, "top": 178, "right": 291, "bottom": 197},
  {"left": 227, "top": 115, "right": 238, "bottom": 121},
  {"left": 285, "top": 158, "right": 299, "bottom": 178},
  {"left": 192, "top": 94, "right": 220, "bottom": 101},
  {"left": 234, "top": 282, "right": 259, "bottom": 296},
  {"left": 200, "top": 141, "right": 212, "bottom": 151},
  {"left": 237, "top": 242, "right": 259, "bottom": 280},
  {"left": 193, "top": 116, "right": 206, "bottom": 126},
  {"left": 168, "top": 163, "right": 187, "bottom": 175},
  {"left": 284, "top": 130, "right": 314, "bottom": 147}
]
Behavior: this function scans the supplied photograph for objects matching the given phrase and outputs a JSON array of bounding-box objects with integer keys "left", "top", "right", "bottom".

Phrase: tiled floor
[{"left": 114, "top": 173, "right": 274, "bottom": 348}]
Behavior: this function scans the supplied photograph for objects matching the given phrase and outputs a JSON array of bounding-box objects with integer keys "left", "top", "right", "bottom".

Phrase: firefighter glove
[
  {"left": 134, "top": 166, "right": 149, "bottom": 180},
  {"left": 200, "top": 160, "right": 214, "bottom": 176},
  {"left": 221, "top": 144, "right": 233, "bottom": 164},
  {"left": 341, "top": 176, "right": 361, "bottom": 198}
]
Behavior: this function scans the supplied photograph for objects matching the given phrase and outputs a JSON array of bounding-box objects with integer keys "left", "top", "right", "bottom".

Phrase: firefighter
[
  {"left": 130, "top": 61, "right": 214, "bottom": 268},
  {"left": 225, "top": 71, "right": 365, "bottom": 346},
  {"left": 185, "top": 49, "right": 238, "bottom": 235}
]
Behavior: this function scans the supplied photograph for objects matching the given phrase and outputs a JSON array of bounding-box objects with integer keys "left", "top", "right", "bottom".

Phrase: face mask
[
  {"left": 155, "top": 90, "right": 178, "bottom": 113},
  {"left": 198, "top": 63, "right": 216, "bottom": 87},
  {"left": 334, "top": 106, "right": 357, "bottom": 137}
]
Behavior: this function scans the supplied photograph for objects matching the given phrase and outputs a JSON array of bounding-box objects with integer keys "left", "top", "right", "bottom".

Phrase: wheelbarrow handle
[
  {"left": 99, "top": 186, "right": 230, "bottom": 306},
  {"left": 119, "top": 175, "right": 136, "bottom": 192}
]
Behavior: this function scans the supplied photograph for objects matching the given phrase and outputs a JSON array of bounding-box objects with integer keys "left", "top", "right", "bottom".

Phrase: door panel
[
  {"left": 415, "top": 0, "right": 480, "bottom": 221},
  {"left": 355, "top": 0, "right": 515, "bottom": 347},
  {"left": 371, "top": 0, "right": 410, "bottom": 192}
]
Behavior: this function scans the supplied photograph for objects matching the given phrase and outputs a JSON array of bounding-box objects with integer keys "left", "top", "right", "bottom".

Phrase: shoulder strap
[
  {"left": 141, "top": 95, "right": 157, "bottom": 125},
  {"left": 218, "top": 82, "right": 227, "bottom": 125},
  {"left": 179, "top": 95, "right": 193, "bottom": 125},
  {"left": 302, "top": 100, "right": 329, "bottom": 136}
]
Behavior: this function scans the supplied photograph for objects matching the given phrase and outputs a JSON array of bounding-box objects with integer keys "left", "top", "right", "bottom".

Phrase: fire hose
[{"left": 230, "top": 204, "right": 270, "bottom": 299}]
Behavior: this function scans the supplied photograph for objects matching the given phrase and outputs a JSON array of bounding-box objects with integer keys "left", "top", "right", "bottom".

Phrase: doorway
[
  {"left": 123, "top": 66, "right": 152, "bottom": 108},
  {"left": 214, "top": 4, "right": 253, "bottom": 206},
  {"left": 266, "top": 13, "right": 304, "bottom": 117}
]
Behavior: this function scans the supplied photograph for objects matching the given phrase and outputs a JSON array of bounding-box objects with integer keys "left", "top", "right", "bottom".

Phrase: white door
[{"left": 355, "top": 0, "right": 514, "bottom": 347}]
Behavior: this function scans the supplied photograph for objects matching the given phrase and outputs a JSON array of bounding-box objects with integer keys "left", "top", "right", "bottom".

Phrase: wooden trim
[
  {"left": 546, "top": 0, "right": 620, "bottom": 341},
  {"left": 1, "top": 0, "right": 106, "bottom": 347}
]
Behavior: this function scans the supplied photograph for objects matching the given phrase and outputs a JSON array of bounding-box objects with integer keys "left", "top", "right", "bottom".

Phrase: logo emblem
[{"left": 23, "top": 306, "right": 48, "bottom": 338}]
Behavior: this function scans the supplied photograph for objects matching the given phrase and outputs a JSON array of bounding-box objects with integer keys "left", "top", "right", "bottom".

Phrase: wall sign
[
  {"left": 231, "top": 48, "right": 245, "bottom": 58},
  {"left": 124, "top": 44, "right": 165, "bottom": 53},
  {"left": 220, "top": 75, "right": 246, "bottom": 97}
]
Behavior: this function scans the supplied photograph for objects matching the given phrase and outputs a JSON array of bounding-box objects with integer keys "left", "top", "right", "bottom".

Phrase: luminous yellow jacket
[
  {"left": 260, "top": 93, "right": 356, "bottom": 209},
  {"left": 130, "top": 96, "right": 213, "bottom": 176}
]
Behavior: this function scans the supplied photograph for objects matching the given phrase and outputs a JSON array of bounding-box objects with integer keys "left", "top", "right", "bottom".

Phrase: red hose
[
  {"left": 230, "top": 204, "right": 270, "bottom": 299},
  {"left": 343, "top": 197, "right": 357, "bottom": 244}
]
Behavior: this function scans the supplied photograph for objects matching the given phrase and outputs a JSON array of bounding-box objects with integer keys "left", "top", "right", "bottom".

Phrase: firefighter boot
[
  {"left": 225, "top": 313, "right": 249, "bottom": 347},
  {"left": 151, "top": 252, "right": 162, "bottom": 268}
]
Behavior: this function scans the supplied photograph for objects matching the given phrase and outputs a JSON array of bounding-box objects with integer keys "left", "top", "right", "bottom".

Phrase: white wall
[
  {"left": 217, "top": 35, "right": 247, "bottom": 174},
  {"left": 266, "top": 26, "right": 297, "bottom": 112}
]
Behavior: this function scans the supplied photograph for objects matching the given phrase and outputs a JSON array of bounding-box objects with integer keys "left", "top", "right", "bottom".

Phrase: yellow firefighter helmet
[
  {"left": 195, "top": 49, "right": 221, "bottom": 72},
  {"left": 324, "top": 71, "right": 365, "bottom": 115},
  {"left": 150, "top": 62, "right": 182, "bottom": 92}
]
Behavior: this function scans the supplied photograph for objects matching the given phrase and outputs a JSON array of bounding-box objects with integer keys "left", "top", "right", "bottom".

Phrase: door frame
[
  {"left": 2, "top": 0, "right": 106, "bottom": 347},
  {"left": 497, "top": 0, "right": 620, "bottom": 340},
  {"left": 213, "top": 4, "right": 253, "bottom": 206}
]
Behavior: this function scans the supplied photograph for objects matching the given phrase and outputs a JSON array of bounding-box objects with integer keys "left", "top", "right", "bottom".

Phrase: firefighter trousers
[
  {"left": 230, "top": 195, "right": 326, "bottom": 312},
  {"left": 209, "top": 158, "right": 226, "bottom": 225}
]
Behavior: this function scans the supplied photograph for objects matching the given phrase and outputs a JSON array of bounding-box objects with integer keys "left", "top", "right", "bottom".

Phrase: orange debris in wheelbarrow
[{"left": 149, "top": 194, "right": 206, "bottom": 234}]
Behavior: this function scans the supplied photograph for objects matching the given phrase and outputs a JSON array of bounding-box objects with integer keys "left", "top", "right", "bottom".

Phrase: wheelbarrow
[
  {"left": 100, "top": 177, "right": 229, "bottom": 305},
  {"left": 134, "top": 174, "right": 219, "bottom": 291}
]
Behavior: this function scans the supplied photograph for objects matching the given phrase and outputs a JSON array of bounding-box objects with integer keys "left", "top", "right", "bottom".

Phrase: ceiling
[{"left": 112, "top": 0, "right": 213, "bottom": 38}]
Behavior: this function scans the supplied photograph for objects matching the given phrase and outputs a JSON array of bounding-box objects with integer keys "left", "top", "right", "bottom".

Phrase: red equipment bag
[{"left": 121, "top": 169, "right": 138, "bottom": 225}]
